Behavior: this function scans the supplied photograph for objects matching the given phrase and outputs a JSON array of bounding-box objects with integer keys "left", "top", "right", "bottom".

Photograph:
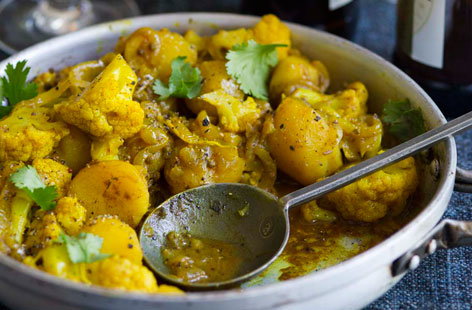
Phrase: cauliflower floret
[
  {"left": 54, "top": 197, "right": 87, "bottom": 235},
  {"left": 26, "top": 244, "right": 87, "bottom": 283},
  {"left": 86, "top": 256, "right": 160, "bottom": 293},
  {"left": 90, "top": 136, "right": 124, "bottom": 161},
  {"left": 185, "top": 60, "right": 244, "bottom": 116},
  {"left": 252, "top": 14, "right": 291, "bottom": 60},
  {"left": 199, "top": 90, "right": 261, "bottom": 133},
  {"left": 3, "top": 159, "right": 71, "bottom": 248},
  {"left": 292, "top": 82, "right": 368, "bottom": 119},
  {"left": 32, "top": 159, "right": 72, "bottom": 196},
  {"left": 0, "top": 102, "right": 69, "bottom": 162},
  {"left": 207, "top": 28, "right": 254, "bottom": 60},
  {"left": 319, "top": 156, "right": 418, "bottom": 222},
  {"left": 24, "top": 210, "right": 62, "bottom": 254},
  {"left": 55, "top": 54, "right": 144, "bottom": 139}
]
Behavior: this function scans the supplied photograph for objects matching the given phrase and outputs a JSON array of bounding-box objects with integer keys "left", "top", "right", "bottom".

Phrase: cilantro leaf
[
  {"left": 0, "top": 78, "right": 3, "bottom": 102},
  {"left": 60, "top": 233, "right": 111, "bottom": 264},
  {"left": 27, "top": 187, "right": 58, "bottom": 211},
  {"left": 0, "top": 106, "right": 11, "bottom": 119},
  {"left": 2, "top": 60, "right": 38, "bottom": 106},
  {"left": 0, "top": 78, "right": 11, "bottom": 119},
  {"left": 10, "top": 166, "right": 58, "bottom": 211},
  {"left": 225, "top": 40, "right": 287, "bottom": 100},
  {"left": 152, "top": 56, "right": 202, "bottom": 100},
  {"left": 382, "top": 99, "right": 426, "bottom": 142}
]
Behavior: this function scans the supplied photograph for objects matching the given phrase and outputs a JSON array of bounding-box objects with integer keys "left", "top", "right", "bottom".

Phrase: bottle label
[
  {"left": 329, "top": 0, "right": 354, "bottom": 11},
  {"left": 410, "top": 0, "right": 445, "bottom": 69}
]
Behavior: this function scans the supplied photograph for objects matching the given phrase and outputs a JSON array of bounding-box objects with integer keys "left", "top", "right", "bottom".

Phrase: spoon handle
[{"left": 280, "top": 110, "right": 472, "bottom": 209}]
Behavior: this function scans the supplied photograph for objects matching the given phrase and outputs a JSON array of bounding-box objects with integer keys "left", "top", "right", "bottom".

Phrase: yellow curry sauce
[{"left": 162, "top": 232, "right": 244, "bottom": 283}]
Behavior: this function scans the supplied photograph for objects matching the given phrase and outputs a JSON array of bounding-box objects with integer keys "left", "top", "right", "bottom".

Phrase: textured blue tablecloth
[{"left": 0, "top": 0, "right": 470, "bottom": 309}]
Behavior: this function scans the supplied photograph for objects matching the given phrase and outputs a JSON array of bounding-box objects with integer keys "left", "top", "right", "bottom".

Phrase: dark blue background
[{"left": 0, "top": 0, "right": 470, "bottom": 309}]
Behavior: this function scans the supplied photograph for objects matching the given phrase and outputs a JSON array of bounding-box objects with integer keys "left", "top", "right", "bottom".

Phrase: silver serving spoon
[{"left": 140, "top": 110, "right": 472, "bottom": 289}]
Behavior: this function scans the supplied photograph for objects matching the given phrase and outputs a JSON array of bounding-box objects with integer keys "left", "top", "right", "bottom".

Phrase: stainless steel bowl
[{"left": 0, "top": 13, "right": 471, "bottom": 310}]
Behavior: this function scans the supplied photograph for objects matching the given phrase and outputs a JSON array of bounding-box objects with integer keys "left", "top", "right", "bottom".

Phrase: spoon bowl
[{"left": 140, "top": 183, "right": 288, "bottom": 289}]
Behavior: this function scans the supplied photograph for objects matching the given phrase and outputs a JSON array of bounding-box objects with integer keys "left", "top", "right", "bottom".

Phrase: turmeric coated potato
[
  {"left": 69, "top": 160, "right": 149, "bottom": 227},
  {"left": 267, "top": 97, "right": 343, "bottom": 185},
  {"left": 165, "top": 142, "right": 245, "bottom": 194},
  {"left": 83, "top": 216, "right": 143, "bottom": 264},
  {"left": 269, "top": 55, "right": 329, "bottom": 105},
  {"left": 117, "top": 27, "right": 197, "bottom": 81}
]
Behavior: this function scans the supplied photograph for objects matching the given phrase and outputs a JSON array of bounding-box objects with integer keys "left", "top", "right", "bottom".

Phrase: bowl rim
[{"left": 0, "top": 12, "right": 457, "bottom": 305}]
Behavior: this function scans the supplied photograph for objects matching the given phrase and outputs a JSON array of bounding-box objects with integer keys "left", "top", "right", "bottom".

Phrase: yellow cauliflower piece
[
  {"left": 0, "top": 102, "right": 69, "bottom": 162},
  {"left": 199, "top": 90, "right": 261, "bottom": 133},
  {"left": 292, "top": 82, "right": 368, "bottom": 119},
  {"left": 207, "top": 28, "right": 254, "bottom": 60},
  {"left": 54, "top": 197, "right": 87, "bottom": 235},
  {"left": 87, "top": 256, "right": 161, "bottom": 293},
  {"left": 24, "top": 210, "right": 62, "bottom": 254},
  {"left": 32, "top": 159, "right": 72, "bottom": 196},
  {"left": 55, "top": 54, "right": 144, "bottom": 139},
  {"left": 186, "top": 60, "right": 244, "bottom": 116},
  {"left": 319, "top": 156, "right": 418, "bottom": 222},
  {"left": 31, "top": 244, "right": 87, "bottom": 283},
  {"left": 252, "top": 14, "right": 291, "bottom": 60}
]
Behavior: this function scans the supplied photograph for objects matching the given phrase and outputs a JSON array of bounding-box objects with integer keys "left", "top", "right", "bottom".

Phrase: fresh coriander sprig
[
  {"left": 225, "top": 40, "right": 287, "bottom": 100},
  {"left": 0, "top": 60, "right": 38, "bottom": 118},
  {"left": 10, "top": 166, "right": 58, "bottom": 211},
  {"left": 60, "top": 233, "right": 111, "bottom": 264},
  {"left": 382, "top": 99, "right": 426, "bottom": 142},
  {"left": 152, "top": 56, "right": 202, "bottom": 100}
]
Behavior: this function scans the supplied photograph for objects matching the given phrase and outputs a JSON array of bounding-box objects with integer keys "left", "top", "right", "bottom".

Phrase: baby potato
[
  {"left": 269, "top": 55, "right": 329, "bottom": 105},
  {"left": 69, "top": 160, "right": 149, "bottom": 227},
  {"left": 83, "top": 216, "right": 143, "bottom": 264},
  {"left": 267, "top": 97, "right": 343, "bottom": 185},
  {"left": 117, "top": 27, "right": 197, "bottom": 81},
  {"left": 153, "top": 28, "right": 198, "bottom": 81},
  {"left": 165, "top": 142, "right": 245, "bottom": 194}
]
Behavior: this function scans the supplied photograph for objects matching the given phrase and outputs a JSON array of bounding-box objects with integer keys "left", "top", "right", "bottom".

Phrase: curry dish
[{"left": 0, "top": 15, "right": 419, "bottom": 293}]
